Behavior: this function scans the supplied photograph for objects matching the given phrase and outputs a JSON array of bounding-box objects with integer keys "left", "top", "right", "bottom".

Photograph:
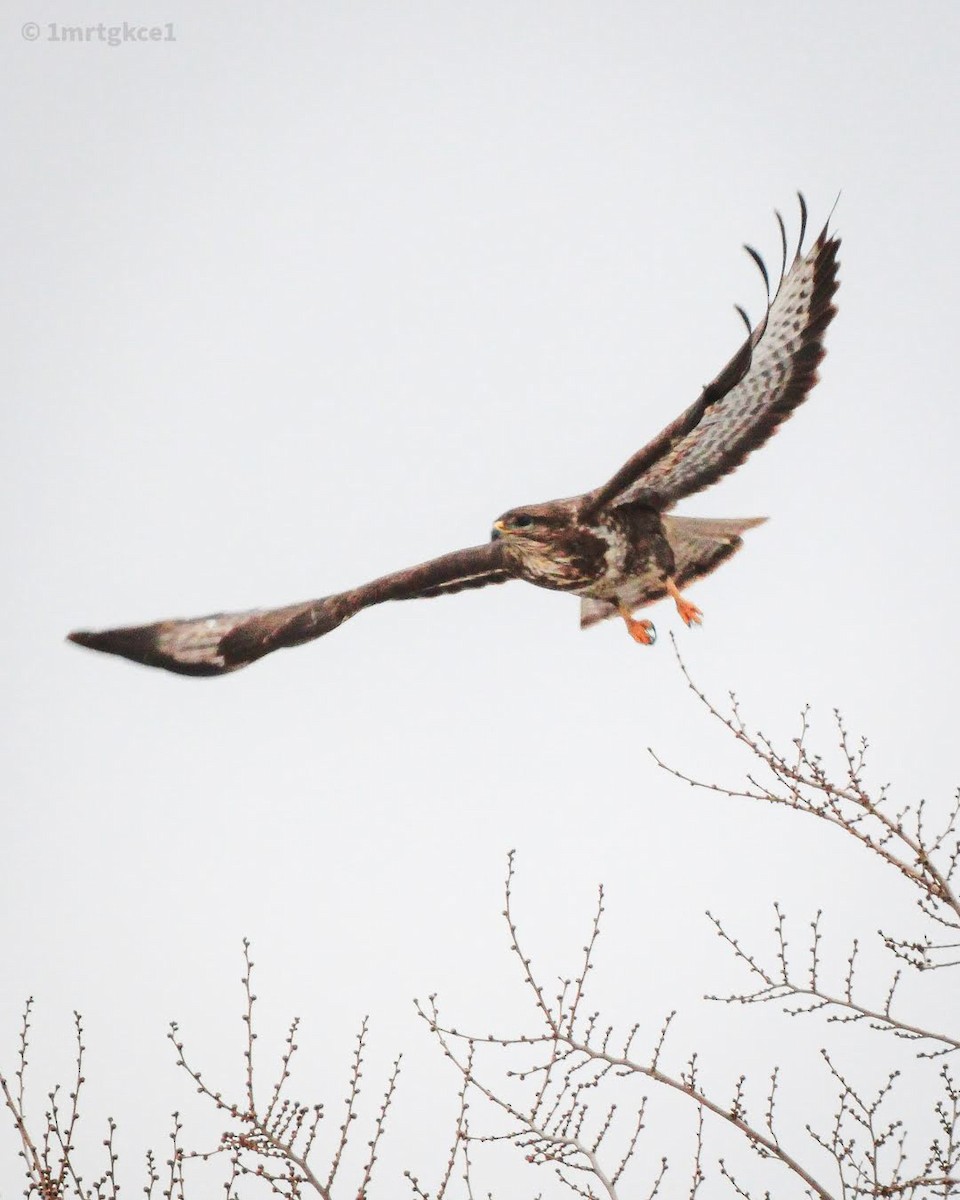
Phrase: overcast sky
[{"left": 3, "top": 2, "right": 959, "bottom": 1196}]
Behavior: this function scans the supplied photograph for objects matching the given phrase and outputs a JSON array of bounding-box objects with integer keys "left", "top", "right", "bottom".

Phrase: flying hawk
[{"left": 69, "top": 197, "right": 840, "bottom": 677}]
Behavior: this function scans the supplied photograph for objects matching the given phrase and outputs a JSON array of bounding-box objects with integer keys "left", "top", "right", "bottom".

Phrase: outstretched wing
[
  {"left": 68, "top": 542, "right": 513, "bottom": 677},
  {"left": 580, "top": 197, "right": 840, "bottom": 519},
  {"left": 579, "top": 514, "right": 767, "bottom": 627}
]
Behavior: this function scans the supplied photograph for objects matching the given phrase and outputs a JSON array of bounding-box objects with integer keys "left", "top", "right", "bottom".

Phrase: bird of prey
[{"left": 69, "top": 196, "right": 840, "bottom": 677}]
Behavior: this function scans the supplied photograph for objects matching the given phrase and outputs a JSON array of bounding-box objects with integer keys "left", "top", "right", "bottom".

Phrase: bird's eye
[{"left": 513, "top": 514, "right": 534, "bottom": 528}]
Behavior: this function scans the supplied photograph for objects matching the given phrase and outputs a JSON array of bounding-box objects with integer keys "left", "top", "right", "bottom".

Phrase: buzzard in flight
[{"left": 69, "top": 197, "right": 840, "bottom": 677}]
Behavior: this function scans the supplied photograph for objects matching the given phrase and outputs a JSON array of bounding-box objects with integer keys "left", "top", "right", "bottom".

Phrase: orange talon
[
  {"left": 617, "top": 603, "right": 657, "bottom": 646},
  {"left": 666, "top": 578, "right": 703, "bottom": 628}
]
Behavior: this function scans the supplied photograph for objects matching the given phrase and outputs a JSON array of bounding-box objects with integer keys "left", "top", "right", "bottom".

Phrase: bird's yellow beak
[{"left": 493, "top": 519, "right": 508, "bottom": 533}]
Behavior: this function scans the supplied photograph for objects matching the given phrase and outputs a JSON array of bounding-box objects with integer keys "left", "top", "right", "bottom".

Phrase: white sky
[{"left": 3, "top": 2, "right": 959, "bottom": 1195}]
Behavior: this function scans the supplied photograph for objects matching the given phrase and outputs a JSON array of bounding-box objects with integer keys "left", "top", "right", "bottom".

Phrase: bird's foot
[
  {"left": 667, "top": 578, "right": 703, "bottom": 627},
  {"left": 617, "top": 604, "right": 657, "bottom": 646}
]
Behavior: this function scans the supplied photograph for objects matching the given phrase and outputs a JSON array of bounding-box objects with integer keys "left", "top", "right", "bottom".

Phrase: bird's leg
[
  {"left": 617, "top": 603, "right": 657, "bottom": 646},
  {"left": 666, "top": 578, "right": 703, "bottom": 627}
]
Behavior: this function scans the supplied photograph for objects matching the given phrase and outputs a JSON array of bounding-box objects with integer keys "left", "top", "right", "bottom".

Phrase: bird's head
[
  {"left": 490, "top": 502, "right": 574, "bottom": 546},
  {"left": 490, "top": 498, "right": 591, "bottom": 588}
]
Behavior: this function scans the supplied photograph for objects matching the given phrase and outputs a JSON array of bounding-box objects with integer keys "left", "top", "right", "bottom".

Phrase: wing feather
[
  {"left": 68, "top": 542, "right": 513, "bottom": 676},
  {"left": 580, "top": 199, "right": 840, "bottom": 518}
]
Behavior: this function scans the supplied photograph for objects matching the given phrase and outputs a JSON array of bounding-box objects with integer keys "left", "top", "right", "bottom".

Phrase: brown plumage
[{"left": 69, "top": 196, "right": 840, "bottom": 676}]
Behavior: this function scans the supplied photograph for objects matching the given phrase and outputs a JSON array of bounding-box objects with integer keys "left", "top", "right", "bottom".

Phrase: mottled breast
[
  {"left": 506, "top": 528, "right": 610, "bottom": 593},
  {"left": 584, "top": 504, "right": 676, "bottom": 600}
]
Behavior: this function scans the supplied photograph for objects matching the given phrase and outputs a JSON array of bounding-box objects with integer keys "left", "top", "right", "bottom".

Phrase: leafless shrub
[
  {"left": 0, "top": 1000, "right": 184, "bottom": 1199},
  {"left": 416, "top": 647, "right": 960, "bottom": 1198},
  {"left": 6, "top": 649, "right": 959, "bottom": 1197},
  {"left": 654, "top": 643, "right": 960, "bottom": 968},
  {"left": 167, "top": 938, "right": 402, "bottom": 1197},
  {"left": 2, "top": 941, "right": 402, "bottom": 1199}
]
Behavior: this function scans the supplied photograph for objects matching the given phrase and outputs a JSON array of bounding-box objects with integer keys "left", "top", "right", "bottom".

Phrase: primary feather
[{"left": 581, "top": 198, "right": 840, "bottom": 516}]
